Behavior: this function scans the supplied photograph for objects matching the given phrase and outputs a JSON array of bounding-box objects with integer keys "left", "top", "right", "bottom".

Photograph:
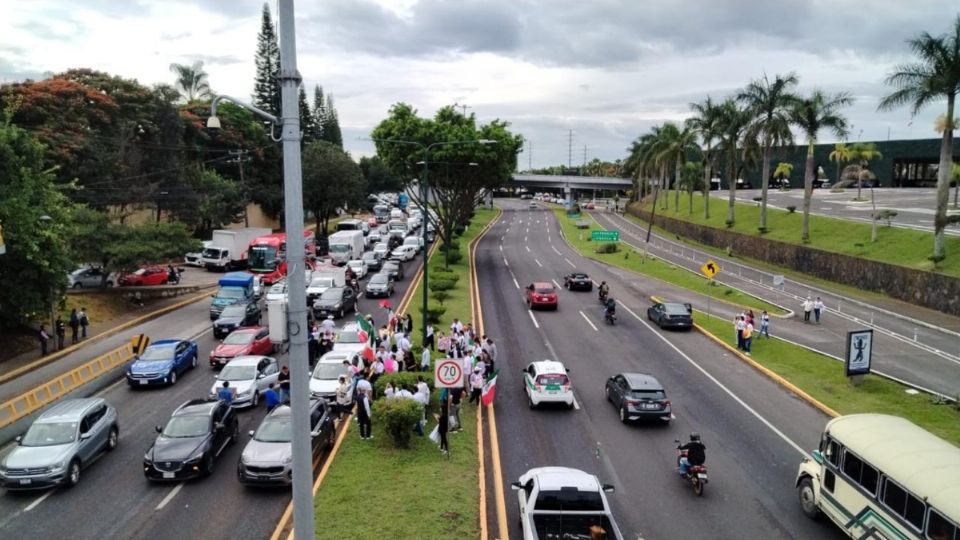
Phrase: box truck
[
  {"left": 202, "top": 228, "right": 271, "bottom": 271},
  {"left": 328, "top": 230, "right": 365, "bottom": 265}
]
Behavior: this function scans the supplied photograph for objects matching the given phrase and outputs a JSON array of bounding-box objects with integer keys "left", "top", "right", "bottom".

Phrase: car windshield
[
  {"left": 248, "top": 246, "right": 279, "bottom": 271},
  {"left": 537, "top": 374, "right": 568, "bottom": 386},
  {"left": 310, "top": 278, "right": 334, "bottom": 288},
  {"left": 348, "top": 261, "right": 362, "bottom": 268},
  {"left": 140, "top": 346, "right": 175, "bottom": 362},
  {"left": 535, "top": 287, "right": 555, "bottom": 294},
  {"left": 329, "top": 245, "right": 350, "bottom": 253},
  {"left": 162, "top": 416, "right": 210, "bottom": 438},
  {"left": 313, "top": 363, "right": 350, "bottom": 380},
  {"left": 223, "top": 332, "right": 255, "bottom": 345},
  {"left": 219, "top": 365, "right": 257, "bottom": 381},
  {"left": 220, "top": 305, "right": 246, "bottom": 318},
  {"left": 253, "top": 416, "right": 292, "bottom": 443},
  {"left": 631, "top": 390, "right": 667, "bottom": 400},
  {"left": 218, "top": 287, "right": 245, "bottom": 299},
  {"left": 337, "top": 330, "right": 360, "bottom": 344},
  {"left": 21, "top": 421, "right": 77, "bottom": 446},
  {"left": 369, "top": 274, "right": 388, "bottom": 284},
  {"left": 320, "top": 288, "right": 343, "bottom": 300},
  {"left": 664, "top": 304, "right": 690, "bottom": 315},
  {"left": 384, "top": 261, "right": 399, "bottom": 269}
]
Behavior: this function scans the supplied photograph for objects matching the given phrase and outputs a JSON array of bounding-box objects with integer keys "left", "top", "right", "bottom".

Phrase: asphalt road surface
[
  {"left": 479, "top": 200, "right": 847, "bottom": 539},
  {"left": 0, "top": 248, "right": 426, "bottom": 540}
]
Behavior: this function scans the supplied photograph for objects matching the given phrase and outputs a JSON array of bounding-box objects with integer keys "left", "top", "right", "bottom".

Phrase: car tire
[
  {"left": 252, "top": 391, "right": 259, "bottom": 407},
  {"left": 203, "top": 453, "right": 215, "bottom": 477},
  {"left": 798, "top": 478, "right": 820, "bottom": 519},
  {"left": 169, "top": 371, "right": 177, "bottom": 385},
  {"left": 106, "top": 426, "right": 119, "bottom": 451},
  {"left": 619, "top": 406, "right": 628, "bottom": 423},
  {"left": 66, "top": 459, "right": 81, "bottom": 488},
  {"left": 605, "top": 386, "right": 610, "bottom": 402},
  {"left": 191, "top": 354, "right": 197, "bottom": 369},
  {"left": 106, "top": 281, "right": 114, "bottom": 287},
  {"left": 73, "top": 283, "right": 83, "bottom": 289},
  {"left": 528, "top": 394, "right": 535, "bottom": 409},
  {"left": 327, "top": 432, "right": 335, "bottom": 450},
  {"left": 338, "top": 308, "right": 344, "bottom": 319}
]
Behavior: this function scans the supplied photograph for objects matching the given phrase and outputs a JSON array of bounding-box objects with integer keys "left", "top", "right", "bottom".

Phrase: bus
[
  {"left": 796, "top": 414, "right": 960, "bottom": 540},
  {"left": 247, "top": 230, "right": 316, "bottom": 285},
  {"left": 373, "top": 204, "right": 391, "bottom": 223}
]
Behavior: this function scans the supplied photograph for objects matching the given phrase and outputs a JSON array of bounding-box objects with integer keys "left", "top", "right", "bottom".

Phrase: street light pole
[{"left": 420, "top": 149, "right": 429, "bottom": 344}]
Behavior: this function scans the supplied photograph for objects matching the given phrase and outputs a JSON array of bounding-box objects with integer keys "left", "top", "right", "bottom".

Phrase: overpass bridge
[{"left": 509, "top": 174, "right": 632, "bottom": 200}]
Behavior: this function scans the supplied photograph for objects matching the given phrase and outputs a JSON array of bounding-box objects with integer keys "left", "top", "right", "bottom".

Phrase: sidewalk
[{"left": 591, "top": 210, "right": 960, "bottom": 398}]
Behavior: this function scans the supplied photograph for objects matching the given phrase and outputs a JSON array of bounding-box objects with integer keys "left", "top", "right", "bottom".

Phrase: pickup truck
[{"left": 511, "top": 467, "right": 623, "bottom": 540}]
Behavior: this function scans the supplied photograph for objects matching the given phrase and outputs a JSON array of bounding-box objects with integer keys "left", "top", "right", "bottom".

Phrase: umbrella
[{"left": 379, "top": 299, "right": 393, "bottom": 309}]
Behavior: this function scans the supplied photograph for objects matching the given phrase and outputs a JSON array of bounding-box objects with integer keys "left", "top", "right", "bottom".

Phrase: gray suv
[{"left": 0, "top": 398, "right": 119, "bottom": 489}]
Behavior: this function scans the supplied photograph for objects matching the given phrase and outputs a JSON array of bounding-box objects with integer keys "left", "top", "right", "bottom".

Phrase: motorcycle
[
  {"left": 598, "top": 289, "right": 608, "bottom": 303},
  {"left": 349, "top": 278, "right": 360, "bottom": 294},
  {"left": 166, "top": 267, "right": 183, "bottom": 285},
  {"left": 675, "top": 440, "right": 708, "bottom": 496},
  {"left": 604, "top": 308, "right": 617, "bottom": 325}
]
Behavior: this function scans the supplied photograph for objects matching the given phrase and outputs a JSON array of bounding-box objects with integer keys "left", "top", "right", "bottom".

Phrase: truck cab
[
  {"left": 210, "top": 272, "right": 255, "bottom": 320},
  {"left": 511, "top": 467, "right": 623, "bottom": 540}
]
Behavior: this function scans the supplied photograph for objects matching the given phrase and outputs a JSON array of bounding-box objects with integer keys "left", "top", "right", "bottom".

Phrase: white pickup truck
[{"left": 511, "top": 467, "right": 623, "bottom": 540}]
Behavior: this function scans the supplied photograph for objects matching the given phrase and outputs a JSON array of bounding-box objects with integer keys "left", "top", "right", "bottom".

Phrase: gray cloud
[{"left": 182, "top": 53, "right": 244, "bottom": 66}]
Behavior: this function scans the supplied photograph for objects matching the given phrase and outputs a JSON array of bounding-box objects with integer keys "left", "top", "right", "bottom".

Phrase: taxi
[{"left": 522, "top": 360, "right": 573, "bottom": 409}]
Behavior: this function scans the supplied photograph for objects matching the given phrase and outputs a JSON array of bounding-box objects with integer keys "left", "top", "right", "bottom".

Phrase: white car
[
  {"left": 309, "top": 351, "right": 360, "bottom": 401},
  {"left": 390, "top": 245, "right": 417, "bottom": 262},
  {"left": 209, "top": 355, "right": 280, "bottom": 408},
  {"left": 185, "top": 241, "right": 212, "bottom": 267},
  {"left": 346, "top": 259, "right": 368, "bottom": 279},
  {"left": 306, "top": 276, "right": 337, "bottom": 304},
  {"left": 265, "top": 281, "right": 288, "bottom": 304},
  {"left": 332, "top": 323, "right": 366, "bottom": 356},
  {"left": 402, "top": 236, "right": 424, "bottom": 253},
  {"left": 522, "top": 360, "right": 574, "bottom": 408},
  {"left": 373, "top": 242, "right": 390, "bottom": 259}
]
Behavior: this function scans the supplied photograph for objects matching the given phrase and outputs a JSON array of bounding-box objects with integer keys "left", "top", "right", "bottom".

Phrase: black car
[
  {"left": 647, "top": 302, "right": 693, "bottom": 330},
  {"left": 382, "top": 259, "right": 405, "bottom": 281},
  {"left": 312, "top": 286, "right": 357, "bottom": 319},
  {"left": 605, "top": 373, "right": 672, "bottom": 423},
  {"left": 387, "top": 235, "right": 403, "bottom": 251},
  {"left": 362, "top": 251, "right": 382, "bottom": 272},
  {"left": 144, "top": 399, "right": 239, "bottom": 481},
  {"left": 563, "top": 272, "right": 593, "bottom": 291},
  {"left": 213, "top": 302, "right": 261, "bottom": 339},
  {"left": 365, "top": 272, "right": 395, "bottom": 298}
]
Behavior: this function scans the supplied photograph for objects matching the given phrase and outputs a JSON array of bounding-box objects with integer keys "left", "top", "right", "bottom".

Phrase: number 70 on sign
[{"left": 434, "top": 359, "right": 464, "bottom": 388}]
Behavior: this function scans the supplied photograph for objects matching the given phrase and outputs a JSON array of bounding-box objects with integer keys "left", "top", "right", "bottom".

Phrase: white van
[{"left": 390, "top": 208, "right": 404, "bottom": 221}]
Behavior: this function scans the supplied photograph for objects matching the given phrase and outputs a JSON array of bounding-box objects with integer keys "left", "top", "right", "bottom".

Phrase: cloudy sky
[{"left": 1, "top": 0, "right": 956, "bottom": 169}]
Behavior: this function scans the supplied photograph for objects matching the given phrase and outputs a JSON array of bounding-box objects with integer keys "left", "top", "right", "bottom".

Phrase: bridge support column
[{"left": 564, "top": 186, "right": 572, "bottom": 207}]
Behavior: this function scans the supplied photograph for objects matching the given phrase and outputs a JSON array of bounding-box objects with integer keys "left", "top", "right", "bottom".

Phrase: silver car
[
  {"left": 237, "top": 399, "right": 334, "bottom": 486},
  {"left": 0, "top": 398, "right": 119, "bottom": 489},
  {"left": 68, "top": 266, "right": 114, "bottom": 289}
]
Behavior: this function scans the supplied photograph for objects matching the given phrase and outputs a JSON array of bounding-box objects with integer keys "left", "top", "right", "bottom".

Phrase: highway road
[
  {"left": 479, "top": 199, "right": 846, "bottom": 539},
  {"left": 0, "top": 249, "right": 426, "bottom": 540}
]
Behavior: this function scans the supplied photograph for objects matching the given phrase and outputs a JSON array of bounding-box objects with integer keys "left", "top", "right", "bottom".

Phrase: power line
[{"left": 568, "top": 130, "right": 573, "bottom": 168}]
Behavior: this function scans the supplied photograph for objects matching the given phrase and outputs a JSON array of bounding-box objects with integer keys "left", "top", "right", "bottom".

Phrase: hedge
[
  {"left": 373, "top": 371, "right": 435, "bottom": 397},
  {"left": 372, "top": 398, "right": 423, "bottom": 448},
  {"left": 429, "top": 278, "right": 456, "bottom": 292}
]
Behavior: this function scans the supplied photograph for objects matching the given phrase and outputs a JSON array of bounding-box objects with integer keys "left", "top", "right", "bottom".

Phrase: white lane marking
[
  {"left": 524, "top": 236, "right": 528, "bottom": 243},
  {"left": 499, "top": 244, "right": 503, "bottom": 251},
  {"left": 617, "top": 300, "right": 807, "bottom": 456},
  {"left": 525, "top": 246, "right": 531, "bottom": 252},
  {"left": 505, "top": 228, "right": 509, "bottom": 233},
  {"left": 548, "top": 236, "right": 552, "bottom": 243},
  {"left": 512, "top": 276, "right": 520, "bottom": 289},
  {"left": 591, "top": 279, "right": 600, "bottom": 286},
  {"left": 156, "top": 483, "right": 184, "bottom": 510},
  {"left": 24, "top": 490, "right": 55, "bottom": 512},
  {"left": 551, "top": 246, "right": 562, "bottom": 255},
  {"left": 503, "top": 257, "right": 509, "bottom": 267},
  {"left": 564, "top": 258, "right": 576, "bottom": 268},
  {"left": 578, "top": 311, "right": 599, "bottom": 332},
  {"left": 551, "top": 279, "right": 562, "bottom": 288},
  {"left": 534, "top": 259, "right": 543, "bottom": 267},
  {"left": 527, "top": 310, "right": 540, "bottom": 329},
  {"left": 573, "top": 395, "right": 581, "bottom": 410}
]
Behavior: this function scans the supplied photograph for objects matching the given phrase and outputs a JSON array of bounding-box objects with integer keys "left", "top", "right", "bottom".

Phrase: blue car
[{"left": 127, "top": 339, "right": 199, "bottom": 387}]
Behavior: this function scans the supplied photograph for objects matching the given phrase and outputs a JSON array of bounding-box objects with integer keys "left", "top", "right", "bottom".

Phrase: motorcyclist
[
  {"left": 598, "top": 281, "right": 609, "bottom": 301},
  {"left": 603, "top": 297, "right": 616, "bottom": 320},
  {"left": 678, "top": 432, "right": 706, "bottom": 476},
  {"left": 167, "top": 264, "right": 179, "bottom": 284}
]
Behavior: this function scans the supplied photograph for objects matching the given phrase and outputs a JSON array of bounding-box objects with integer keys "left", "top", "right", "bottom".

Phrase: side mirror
[
  {"left": 602, "top": 484, "right": 615, "bottom": 493},
  {"left": 215, "top": 422, "right": 224, "bottom": 431},
  {"left": 510, "top": 481, "right": 523, "bottom": 490},
  {"left": 80, "top": 432, "right": 92, "bottom": 440},
  {"left": 673, "top": 439, "right": 680, "bottom": 444},
  {"left": 156, "top": 425, "right": 163, "bottom": 433},
  {"left": 257, "top": 373, "right": 265, "bottom": 379},
  {"left": 15, "top": 435, "right": 22, "bottom": 443},
  {"left": 248, "top": 430, "right": 255, "bottom": 437}
]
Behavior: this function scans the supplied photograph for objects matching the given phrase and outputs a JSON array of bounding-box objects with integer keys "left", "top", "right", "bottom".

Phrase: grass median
[
  {"left": 552, "top": 209, "right": 787, "bottom": 315},
  {"left": 313, "top": 207, "right": 498, "bottom": 539},
  {"left": 694, "top": 314, "right": 960, "bottom": 446}
]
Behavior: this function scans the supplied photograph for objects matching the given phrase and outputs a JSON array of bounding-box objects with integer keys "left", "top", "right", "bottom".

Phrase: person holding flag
[
  {"left": 354, "top": 313, "right": 377, "bottom": 364},
  {"left": 481, "top": 369, "right": 500, "bottom": 407}
]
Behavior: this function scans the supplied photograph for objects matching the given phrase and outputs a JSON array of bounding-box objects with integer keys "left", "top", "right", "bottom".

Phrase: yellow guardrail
[{"left": 0, "top": 338, "right": 142, "bottom": 429}]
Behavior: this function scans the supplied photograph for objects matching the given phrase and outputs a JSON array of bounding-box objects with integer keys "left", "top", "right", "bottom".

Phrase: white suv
[{"left": 522, "top": 360, "right": 574, "bottom": 409}]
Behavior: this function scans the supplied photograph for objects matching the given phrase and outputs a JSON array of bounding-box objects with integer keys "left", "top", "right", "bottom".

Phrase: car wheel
[
  {"left": 169, "top": 371, "right": 177, "bottom": 385},
  {"left": 528, "top": 394, "right": 535, "bottom": 409},
  {"left": 106, "top": 281, "right": 114, "bottom": 287},
  {"left": 66, "top": 459, "right": 81, "bottom": 488},
  {"left": 619, "top": 406, "right": 628, "bottom": 423},
  {"left": 338, "top": 308, "right": 344, "bottom": 319},
  {"left": 798, "top": 478, "right": 820, "bottom": 519},
  {"left": 191, "top": 354, "right": 197, "bottom": 369},
  {"left": 252, "top": 391, "right": 259, "bottom": 407},
  {"left": 73, "top": 283, "right": 83, "bottom": 289},
  {"left": 106, "top": 426, "right": 119, "bottom": 451},
  {"left": 203, "top": 453, "right": 215, "bottom": 476},
  {"left": 605, "top": 386, "right": 610, "bottom": 402},
  {"left": 326, "top": 431, "right": 335, "bottom": 450}
]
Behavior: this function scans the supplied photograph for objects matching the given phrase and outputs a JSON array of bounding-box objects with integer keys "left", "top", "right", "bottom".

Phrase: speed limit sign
[{"left": 434, "top": 358, "right": 464, "bottom": 388}]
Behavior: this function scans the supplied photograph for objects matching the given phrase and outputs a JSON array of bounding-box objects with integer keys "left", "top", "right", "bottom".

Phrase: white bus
[{"left": 796, "top": 414, "right": 960, "bottom": 540}]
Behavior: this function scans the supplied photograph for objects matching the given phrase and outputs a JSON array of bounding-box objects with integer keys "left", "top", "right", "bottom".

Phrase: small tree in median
[{"left": 373, "top": 398, "right": 423, "bottom": 449}]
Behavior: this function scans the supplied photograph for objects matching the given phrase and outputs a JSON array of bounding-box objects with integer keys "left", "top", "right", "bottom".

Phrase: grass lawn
[
  {"left": 696, "top": 314, "right": 960, "bottom": 446},
  {"left": 552, "top": 209, "right": 787, "bottom": 315},
  {"left": 314, "top": 207, "right": 498, "bottom": 539},
  {"left": 635, "top": 192, "right": 960, "bottom": 277}
]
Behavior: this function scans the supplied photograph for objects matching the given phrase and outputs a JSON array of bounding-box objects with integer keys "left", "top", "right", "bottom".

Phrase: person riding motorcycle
[
  {"left": 603, "top": 297, "right": 616, "bottom": 321},
  {"left": 678, "top": 432, "right": 706, "bottom": 476},
  {"left": 598, "top": 281, "right": 609, "bottom": 301},
  {"left": 167, "top": 264, "right": 180, "bottom": 285}
]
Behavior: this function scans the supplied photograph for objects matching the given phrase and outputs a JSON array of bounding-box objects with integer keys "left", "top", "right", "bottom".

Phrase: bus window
[
  {"left": 842, "top": 450, "right": 879, "bottom": 495},
  {"left": 926, "top": 508, "right": 957, "bottom": 540},
  {"left": 821, "top": 436, "right": 841, "bottom": 467},
  {"left": 882, "top": 478, "right": 926, "bottom": 531}
]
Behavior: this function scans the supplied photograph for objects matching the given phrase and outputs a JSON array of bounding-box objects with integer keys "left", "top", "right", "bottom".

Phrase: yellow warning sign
[
  {"left": 700, "top": 260, "right": 720, "bottom": 279},
  {"left": 131, "top": 334, "right": 150, "bottom": 355}
]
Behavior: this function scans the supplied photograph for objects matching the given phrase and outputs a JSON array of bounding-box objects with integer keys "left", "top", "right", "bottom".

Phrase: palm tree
[
  {"left": 169, "top": 61, "right": 211, "bottom": 102},
  {"left": 828, "top": 142, "right": 853, "bottom": 193},
  {"left": 738, "top": 73, "right": 799, "bottom": 231},
  {"left": 656, "top": 124, "right": 701, "bottom": 212},
  {"left": 878, "top": 15, "right": 960, "bottom": 260},
  {"left": 715, "top": 98, "right": 753, "bottom": 226},
  {"left": 773, "top": 162, "right": 794, "bottom": 188},
  {"left": 638, "top": 124, "right": 679, "bottom": 210},
  {"left": 848, "top": 142, "right": 884, "bottom": 199},
  {"left": 687, "top": 97, "right": 723, "bottom": 219},
  {"left": 791, "top": 90, "right": 853, "bottom": 242}
]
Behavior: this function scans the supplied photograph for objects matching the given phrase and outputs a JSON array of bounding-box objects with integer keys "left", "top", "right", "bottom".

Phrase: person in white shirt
[
  {"left": 462, "top": 354, "right": 474, "bottom": 389},
  {"left": 468, "top": 368, "right": 484, "bottom": 405},
  {"left": 450, "top": 318, "right": 463, "bottom": 334},
  {"left": 424, "top": 324, "right": 435, "bottom": 351},
  {"left": 416, "top": 375, "right": 430, "bottom": 398},
  {"left": 421, "top": 347, "right": 431, "bottom": 372},
  {"left": 320, "top": 315, "right": 336, "bottom": 334},
  {"left": 355, "top": 375, "right": 372, "bottom": 399},
  {"left": 802, "top": 298, "right": 813, "bottom": 323},
  {"left": 813, "top": 297, "right": 824, "bottom": 324},
  {"left": 396, "top": 385, "right": 413, "bottom": 399}
]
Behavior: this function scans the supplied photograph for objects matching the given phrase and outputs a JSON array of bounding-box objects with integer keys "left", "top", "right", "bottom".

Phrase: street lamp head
[
  {"left": 477, "top": 139, "right": 497, "bottom": 145},
  {"left": 468, "top": 162, "right": 479, "bottom": 166},
  {"left": 206, "top": 115, "right": 221, "bottom": 135},
  {"left": 38, "top": 215, "right": 53, "bottom": 223}
]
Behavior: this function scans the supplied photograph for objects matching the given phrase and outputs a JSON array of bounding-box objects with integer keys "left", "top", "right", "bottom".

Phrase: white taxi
[{"left": 522, "top": 360, "right": 573, "bottom": 409}]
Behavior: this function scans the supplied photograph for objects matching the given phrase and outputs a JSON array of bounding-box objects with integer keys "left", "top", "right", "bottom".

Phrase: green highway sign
[{"left": 591, "top": 230, "right": 620, "bottom": 242}]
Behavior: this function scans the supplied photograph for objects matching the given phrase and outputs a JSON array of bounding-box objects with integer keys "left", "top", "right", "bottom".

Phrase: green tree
[
  {"left": 310, "top": 84, "right": 326, "bottom": 141},
  {"left": 878, "top": 15, "right": 960, "bottom": 260},
  {"left": 680, "top": 161, "right": 704, "bottom": 214},
  {"left": 252, "top": 3, "right": 281, "bottom": 116},
  {"left": 321, "top": 93, "right": 343, "bottom": 149},
  {"left": 738, "top": 73, "right": 799, "bottom": 231},
  {"left": 848, "top": 142, "right": 884, "bottom": 198},
  {"left": 790, "top": 90, "right": 853, "bottom": 242},
  {"left": 687, "top": 97, "right": 723, "bottom": 219},
  {"left": 715, "top": 98, "right": 754, "bottom": 226},
  {"left": 302, "top": 141, "right": 365, "bottom": 239},
  {"left": 359, "top": 155, "right": 403, "bottom": 193},
  {"left": 298, "top": 85, "right": 314, "bottom": 143},
  {"left": 0, "top": 114, "right": 76, "bottom": 330},
  {"left": 655, "top": 123, "right": 700, "bottom": 212},
  {"left": 168, "top": 166, "right": 247, "bottom": 237},
  {"left": 169, "top": 61, "right": 211, "bottom": 102}
]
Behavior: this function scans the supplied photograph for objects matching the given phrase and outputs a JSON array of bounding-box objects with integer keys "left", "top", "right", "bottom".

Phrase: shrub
[
  {"left": 419, "top": 302, "right": 447, "bottom": 323},
  {"left": 428, "top": 278, "right": 455, "bottom": 292},
  {"left": 443, "top": 240, "right": 461, "bottom": 252},
  {"left": 786, "top": 205, "right": 797, "bottom": 213},
  {"left": 454, "top": 225, "right": 466, "bottom": 236},
  {"left": 444, "top": 249, "right": 463, "bottom": 265},
  {"left": 372, "top": 398, "right": 423, "bottom": 448},
  {"left": 431, "top": 271, "right": 460, "bottom": 283},
  {"left": 373, "top": 372, "right": 435, "bottom": 397},
  {"left": 596, "top": 242, "right": 619, "bottom": 254},
  {"left": 431, "top": 290, "right": 451, "bottom": 305}
]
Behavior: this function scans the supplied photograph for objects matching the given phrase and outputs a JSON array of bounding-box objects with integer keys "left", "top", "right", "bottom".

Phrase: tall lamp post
[
  {"left": 207, "top": 1, "right": 313, "bottom": 537},
  {"left": 367, "top": 138, "right": 496, "bottom": 341}
]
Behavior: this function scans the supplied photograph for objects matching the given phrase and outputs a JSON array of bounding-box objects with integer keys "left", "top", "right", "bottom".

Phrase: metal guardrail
[{"left": 0, "top": 342, "right": 135, "bottom": 429}]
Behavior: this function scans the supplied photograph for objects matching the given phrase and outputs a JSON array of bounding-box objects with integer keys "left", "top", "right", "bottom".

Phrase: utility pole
[
  {"left": 528, "top": 141, "right": 532, "bottom": 170},
  {"left": 568, "top": 130, "right": 573, "bottom": 168},
  {"left": 229, "top": 149, "right": 251, "bottom": 226},
  {"left": 453, "top": 102, "right": 470, "bottom": 116},
  {"left": 582, "top": 145, "right": 587, "bottom": 169}
]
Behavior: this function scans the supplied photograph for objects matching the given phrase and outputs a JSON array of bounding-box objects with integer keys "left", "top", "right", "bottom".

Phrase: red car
[
  {"left": 208, "top": 326, "right": 273, "bottom": 368},
  {"left": 526, "top": 282, "right": 558, "bottom": 310},
  {"left": 118, "top": 266, "right": 168, "bottom": 286}
]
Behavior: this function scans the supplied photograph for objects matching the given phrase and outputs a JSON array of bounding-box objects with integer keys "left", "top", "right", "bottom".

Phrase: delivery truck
[
  {"left": 201, "top": 228, "right": 271, "bottom": 271},
  {"left": 327, "top": 230, "right": 365, "bottom": 265},
  {"left": 210, "top": 272, "right": 255, "bottom": 320}
]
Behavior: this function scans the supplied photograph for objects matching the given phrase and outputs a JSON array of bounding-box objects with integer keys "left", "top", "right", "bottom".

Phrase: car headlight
[
  {"left": 282, "top": 455, "right": 293, "bottom": 465},
  {"left": 143, "top": 452, "right": 153, "bottom": 463},
  {"left": 51, "top": 460, "right": 67, "bottom": 471},
  {"left": 333, "top": 303, "right": 341, "bottom": 309},
  {"left": 239, "top": 388, "right": 254, "bottom": 396}
]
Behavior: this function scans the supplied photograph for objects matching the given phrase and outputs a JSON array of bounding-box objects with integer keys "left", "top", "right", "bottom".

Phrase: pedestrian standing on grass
[
  {"left": 449, "top": 387, "right": 463, "bottom": 432},
  {"left": 468, "top": 367, "right": 484, "bottom": 405},
  {"left": 760, "top": 310, "right": 770, "bottom": 338},
  {"left": 384, "top": 381, "right": 396, "bottom": 399},
  {"left": 421, "top": 346, "right": 431, "bottom": 372},
  {"left": 735, "top": 315, "right": 746, "bottom": 350},
  {"left": 69, "top": 308, "right": 79, "bottom": 344},
  {"left": 55, "top": 316, "right": 66, "bottom": 350},
  {"left": 742, "top": 320, "right": 754, "bottom": 356},
  {"left": 436, "top": 400, "right": 450, "bottom": 455},
  {"left": 356, "top": 391, "right": 372, "bottom": 440},
  {"left": 79, "top": 307, "right": 89, "bottom": 339},
  {"left": 813, "top": 297, "right": 824, "bottom": 325},
  {"left": 746, "top": 310, "right": 755, "bottom": 328},
  {"left": 38, "top": 324, "right": 50, "bottom": 356},
  {"left": 424, "top": 324, "right": 435, "bottom": 351},
  {"left": 802, "top": 297, "right": 813, "bottom": 323},
  {"left": 403, "top": 313, "right": 414, "bottom": 335}
]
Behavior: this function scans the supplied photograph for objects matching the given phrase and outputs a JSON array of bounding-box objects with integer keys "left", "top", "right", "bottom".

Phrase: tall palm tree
[
  {"left": 638, "top": 124, "right": 679, "bottom": 210},
  {"left": 738, "top": 73, "right": 799, "bottom": 231},
  {"left": 828, "top": 142, "right": 853, "bottom": 193},
  {"left": 848, "top": 142, "right": 884, "bottom": 199},
  {"left": 791, "top": 90, "right": 853, "bottom": 242},
  {"left": 169, "top": 61, "right": 212, "bottom": 102},
  {"left": 687, "top": 97, "right": 723, "bottom": 219},
  {"left": 715, "top": 98, "right": 753, "bottom": 226},
  {"left": 656, "top": 124, "right": 700, "bottom": 212},
  {"left": 878, "top": 15, "right": 960, "bottom": 260}
]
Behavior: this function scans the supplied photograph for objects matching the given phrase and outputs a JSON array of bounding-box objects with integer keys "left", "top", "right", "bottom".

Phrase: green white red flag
[
  {"left": 355, "top": 314, "right": 376, "bottom": 361},
  {"left": 481, "top": 369, "right": 499, "bottom": 406}
]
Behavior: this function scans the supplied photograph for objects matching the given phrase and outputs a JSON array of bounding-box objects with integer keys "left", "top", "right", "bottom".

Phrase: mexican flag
[
  {"left": 481, "top": 369, "right": 499, "bottom": 406},
  {"left": 355, "top": 314, "right": 376, "bottom": 362}
]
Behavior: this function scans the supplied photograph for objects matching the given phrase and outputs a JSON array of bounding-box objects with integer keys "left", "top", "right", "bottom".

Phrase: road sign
[
  {"left": 772, "top": 274, "right": 784, "bottom": 287},
  {"left": 845, "top": 329, "right": 873, "bottom": 377},
  {"left": 700, "top": 259, "right": 720, "bottom": 279},
  {"left": 434, "top": 358, "right": 464, "bottom": 388},
  {"left": 131, "top": 334, "right": 150, "bottom": 355},
  {"left": 591, "top": 230, "right": 620, "bottom": 242}
]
